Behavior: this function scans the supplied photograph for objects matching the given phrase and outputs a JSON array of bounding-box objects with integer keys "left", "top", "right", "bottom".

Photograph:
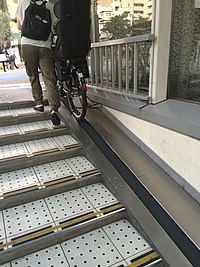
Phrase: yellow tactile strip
[
  {"left": 0, "top": 169, "right": 99, "bottom": 199},
  {"left": 0, "top": 203, "right": 124, "bottom": 249},
  {"left": 128, "top": 250, "right": 161, "bottom": 267}
]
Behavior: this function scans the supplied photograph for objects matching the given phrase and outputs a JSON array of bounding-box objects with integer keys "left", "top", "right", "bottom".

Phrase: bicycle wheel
[{"left": 67, "top": 70, "right": 87, "bottom": 121}]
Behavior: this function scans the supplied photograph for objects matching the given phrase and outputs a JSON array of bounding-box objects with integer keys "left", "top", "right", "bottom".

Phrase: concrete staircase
[{"left": 0, "top": 100, "right": 162, "bottom": 267}]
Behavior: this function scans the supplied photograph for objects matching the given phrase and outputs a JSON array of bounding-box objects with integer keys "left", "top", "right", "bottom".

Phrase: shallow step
[
  {"left": 0, "top": 134, "right": 81, "bottom": 163},
  {"left": 0, "top": 183, "right": 126, "bottom": 264},
  {"left": 0, "top": 119, "right": 69, "bottom": 146},
  {"left": 0, "top": 155, "right": 101, "bottom": 209},
  {"left": 0, "top": 105, "right": 52, "bottom": 127},
  {"left": 0, "top": 219, "right": 162, "bottom": 267}
]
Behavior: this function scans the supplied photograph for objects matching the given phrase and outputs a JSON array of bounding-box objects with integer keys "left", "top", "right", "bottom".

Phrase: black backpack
[
  {"left": 54, "top": 0, "right": 91, "bottom": 59},
  {"left": 22, "top": 0, "right": 52, "bottom": 41}
]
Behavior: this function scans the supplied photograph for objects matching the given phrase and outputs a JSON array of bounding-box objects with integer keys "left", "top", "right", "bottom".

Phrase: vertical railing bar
[
  {"left": 111, "top": 45, "right": 115, "bottom": 90},
  {"left": 90, "top": 50, "right": 94, "bottom": 84},
  {"left": 126, "top": 43, "right": 129, "bottom": 93},
  {"left": 105, "top": 46, "right": 109, "bottom": 88},
  {"left": 94, "top": 48, "right": 98, "bottom": 86},
  {"left": 134, "top": 42, "right": 138, "bottom": 95},
  {"left": 99, "top": 47, "right": 103, "bottom": 87},
  {"left": 118, "top": 44, "right": 122, "bottom": 91}
]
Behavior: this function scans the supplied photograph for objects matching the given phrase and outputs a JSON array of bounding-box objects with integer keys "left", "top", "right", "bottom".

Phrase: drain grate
[
  {"left": 0, "top": 125, "right": 20, "bottom": 137},
  {"left": 61, "top": 227, "right": 124, "bottom": 266},
  {"left": 25, "top": 137, "right": 59, "bottom": 155},
  {"left": 0, "top": 211, "right": 5, "bottom": 240},
  {"left": 53, "top": 135, "right": 79, "bottom": 149},
  {"left": 0, "top": 143, "right": 28, "bottom": 161},
  {"left": 0, "top": 89, "right": 33, "bottom": 103},
  {"left": 103, "top": 220, "right": 151, "bottom": 261},
  {"left": 0, "top": 168, "right": 39, "bottom": 194},
  {"left": 18, "top": 121, "right": 49, "bottom": 133},
  {"left": 3, "top": 199, "right": 54, "bottom": 238},
  {"left": 45, "top": 189, "right": 94, "bottom": 222},
  {"left": 34, "top": 160, "right": 75, "bottom": 184},
  {"left": 65, "top": 156, "right": 97, "bottom": 175},
  {"left": 81, "top": 183, "right": 118, "bottom": 208},
  {"left": 11, "top": 245, "right": 69, "bottom": 267}
]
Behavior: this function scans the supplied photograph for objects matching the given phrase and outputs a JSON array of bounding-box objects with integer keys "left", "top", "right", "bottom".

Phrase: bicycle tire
[{"left": 67, "top": 70, "right": 87, "bottom": 121}]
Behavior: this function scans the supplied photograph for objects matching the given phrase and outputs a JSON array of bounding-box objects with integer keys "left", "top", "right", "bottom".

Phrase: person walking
[
  {"left": 7, "top": 45, "right": 19, "bottom": 70},
  {"left": 0, "top": 46, "right": 7, "bottom": 72},
  {"left": 15, "top": 0, "right": 61, "bottom": 125}
]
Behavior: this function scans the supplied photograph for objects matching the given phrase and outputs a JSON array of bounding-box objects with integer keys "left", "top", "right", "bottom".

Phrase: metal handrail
[{"left": 88, "top": 34, "right": 155, "bottom": 100}]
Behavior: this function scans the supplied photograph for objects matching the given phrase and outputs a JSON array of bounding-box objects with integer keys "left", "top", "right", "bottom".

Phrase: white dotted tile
[
  {"left": 61, "top": 228, "right": 123, "bottom": 266},
  {"left": 81, "top": 183, "right": 118, "bottom": 208},
  {"left": 45, "top": 189, "right": 94, "bottom": 222},
  {"left": 33, "top": 160, "right": 75, "bottom": 183},
  {"left": 3, "top": 199, "right": 54, "bottom": 238},
  {"left": 103, "top": 220, "right": 151, "bottom": 261},
  {"left": 11, "top": 245, "right": 69, "bottom": 267},
  {"left": 0, "top": 168, "right": 39, "bottom": 194}
]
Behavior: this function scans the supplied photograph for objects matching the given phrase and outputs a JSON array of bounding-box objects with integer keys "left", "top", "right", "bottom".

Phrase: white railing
[{"left": 88, "top": 34, "right": 155, "bottom": 100}]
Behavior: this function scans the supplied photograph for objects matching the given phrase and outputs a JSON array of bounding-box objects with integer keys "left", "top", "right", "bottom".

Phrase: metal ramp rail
[{"left": 0, "top": 87, "right": 163, "bottom": 266}]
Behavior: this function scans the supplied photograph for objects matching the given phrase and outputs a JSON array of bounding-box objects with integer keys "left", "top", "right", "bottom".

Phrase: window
[
  {"left": 134, "top": 3, "right": 144, "bottom": 7},
  {"left": 134, "top": 11, "right": 144, "bottom": 14},
  {"left": 168, "top": 0, "right": 200, "bottom": 103}
]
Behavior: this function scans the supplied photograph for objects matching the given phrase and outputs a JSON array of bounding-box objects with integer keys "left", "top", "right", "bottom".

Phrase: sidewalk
[{"left": 0, "top": 64, "right": 30, "bottom": 87}]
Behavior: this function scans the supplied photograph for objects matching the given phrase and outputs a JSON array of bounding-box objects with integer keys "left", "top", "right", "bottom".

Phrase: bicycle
[{"left": 54, "top": 56, "right": 89, "bottom": 121}]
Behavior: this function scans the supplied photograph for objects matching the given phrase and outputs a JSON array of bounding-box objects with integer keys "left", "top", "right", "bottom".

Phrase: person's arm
[{"left": 17, "top": 18, "right": 22, "bottom": 31}]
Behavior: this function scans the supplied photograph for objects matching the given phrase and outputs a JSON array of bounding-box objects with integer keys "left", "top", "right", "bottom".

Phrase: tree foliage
[
  {"left": 0, "top": 10, "right": 11, "bottom": 46},
  {"left": 102, "top": 14, "right": 130, "bottom": 40},
  {"left": 131, "top": 16, "right": 151, "bottom": 36},
  {"left": 102, "top": 14, "right": 151, "bottom": 40}
]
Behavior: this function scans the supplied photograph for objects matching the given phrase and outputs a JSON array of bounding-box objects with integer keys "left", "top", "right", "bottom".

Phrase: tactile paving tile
[
  {"left": 43, "top": 120, "right": 65, "bottom": 129},
  {"left": 0, "top": 125, "right": 20, "bottom": 137},
  {"left": 65, "top": 156, "right": 97, "bottom": 175},
  {"left": 0, "top": 143, "right": 28, "bottom": 161},
  {"left": 81, "top": 183, "right": 118, "bottom": 209},
  {"left": 0, "top": 211, "right": 6, "bottom": 240},
  {"left": 0, "top": 168, "right": 39, "bottom": 194},
  {"left": 103, "top": 220, "right": 151, "bottom": 261},
  {"left": 11, "top": 245, "right": 69, "bottom": 267},
  {"left": 61, "top": 227, "right": 124, "bottom": 266},
  {"left": 45, "top": 189, "right": 94, "bottom": 222},
  {"left": 0, "top": 109, "right": 14, "bottom": 118},
  {"left": 24, "top": 137, "right": 59, "bottom": 155},
  {"left": 0, "top": 263, "right": 11, "bottom": 267},
  {"left": 53, "top": 135, "right": 79, "bottom": 149},
  {"left": 18, "top": 121, "right": 49, "bottom": 133},
  {"left": 33, "top": 160, "right": 75, "bottom": 183},
  {"left": 12, "top": 107, "right": 41, "bottom": 116},
  {"left": 3, "top": 199, "right": 54, "bottom": 238}
]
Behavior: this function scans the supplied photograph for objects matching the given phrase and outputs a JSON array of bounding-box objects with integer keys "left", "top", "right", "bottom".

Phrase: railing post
[
  {"left": 118, "top": 45, "right": 122, "bottom": 91},
  {"left": 134, "top": 43, "right": 138, "bottom": 95},
  {"left": 111, "top": 46, "right": 115, "bottom": 90},
  {"left": 105, "top": 47, "right": 109, "bottom": 88},
  {"left": 126, "top": 43, "right": 129, "bottom": 93}
]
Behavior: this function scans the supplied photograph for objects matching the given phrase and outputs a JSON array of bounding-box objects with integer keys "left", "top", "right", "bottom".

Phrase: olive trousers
[{"left": 22, "top": 45, "right": 60, "bottom": 112}]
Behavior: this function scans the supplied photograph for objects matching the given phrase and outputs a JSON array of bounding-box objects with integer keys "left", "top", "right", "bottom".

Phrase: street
[{"left": 0, "top": 66, "right": 29, "bottom": 88}]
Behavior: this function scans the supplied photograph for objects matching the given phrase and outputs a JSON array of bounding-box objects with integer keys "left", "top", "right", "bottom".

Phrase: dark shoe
[
  {"left": 34, "top": 105, "right": 44, "bottom": 112},
  {"left": 51, "top": 111, "right": 60, "bottom": 125}
]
